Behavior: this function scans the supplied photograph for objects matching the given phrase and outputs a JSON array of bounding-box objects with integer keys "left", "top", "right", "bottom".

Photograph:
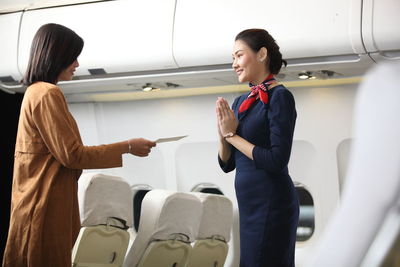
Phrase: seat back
[
  {"left": 123, "top": 189, "right": 202, "bottom": 267},
  {"left": 72, "top": 224, "right": 130, "bottom": 267},
  {"left": 187, "top": 192, "right": 233, "bottom": 267},
  {"left": 136, "top": 240, "right": 192, "bottom": 267},
  {"left": 72, "top": 172, "right": 133, "bottom": 267},
  {"left": 304, "top": 61, "right": 400, "bottom": 267}
]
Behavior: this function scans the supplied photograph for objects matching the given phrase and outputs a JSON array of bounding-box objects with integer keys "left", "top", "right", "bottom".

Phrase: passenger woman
[
  {"left": 216, "top": 28, "right": 299, "bottom": 267},
  {"left": 2, "top": 23, "right": 156, "bottom": 267}
]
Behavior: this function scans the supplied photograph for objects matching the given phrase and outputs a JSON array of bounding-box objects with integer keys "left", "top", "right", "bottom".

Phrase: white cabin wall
[
  {"left": 337, "top": 138, "right": 353, "bottom": 194},
  {"left": 69, "top": 83, "right": 358, "bottom": 267}
]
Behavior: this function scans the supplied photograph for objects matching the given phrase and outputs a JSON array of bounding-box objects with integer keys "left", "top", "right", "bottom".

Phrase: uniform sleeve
[
  {"left": 252, "top": 89, "right": 296, "bottom": 173},
  {"left": 217, "top": 96, "right": 240, "bottom": 173},
  {"left": 218, "top": 153, "right": 235, "bottom": 173},
  {"left": 32, "top": 89, "right": 124, "bottom": 169}
]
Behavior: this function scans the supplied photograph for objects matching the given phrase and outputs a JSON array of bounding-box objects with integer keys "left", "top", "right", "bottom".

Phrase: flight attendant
[
  {"left": 216, "top": 28, "right": 299, "bottom": 267},
  {"left": 2, "top": 23, "right": 156, "bottom": 267}
]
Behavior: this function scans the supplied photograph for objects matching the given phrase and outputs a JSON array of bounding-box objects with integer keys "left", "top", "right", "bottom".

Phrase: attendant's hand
[
  {"left": 128, "top": 138, "right": 156, "bottom": 157},
  {"left": 215, "top": 98, "right": 225, "bottom": 141},
  {"left": 216, "top": 97, "right": 238, "bottom": 137}
]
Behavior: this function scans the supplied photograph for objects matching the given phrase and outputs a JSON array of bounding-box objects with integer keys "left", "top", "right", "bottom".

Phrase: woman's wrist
[
  {"left": 124, "top": 140, "right": 132, "bottom": 154},
  {"left": 223, "top": 132, "right": 238, "bottom": 145},
  {"left": 223, "top": 132, "right": 236, "bottom": 140}
]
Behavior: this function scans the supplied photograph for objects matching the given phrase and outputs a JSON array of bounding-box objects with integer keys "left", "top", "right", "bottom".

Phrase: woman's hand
[
  {"left": 127, "top": 138, "right": 156, "bottom": 157},
  {"left": 215, "top": 99, "right": 225, "bottom": 141},
  {"left": 216, "top": 97, "right": 238, "bottom": 137},
  {"left": 216, "top": 97, "right": 255, "bottom": 161}
]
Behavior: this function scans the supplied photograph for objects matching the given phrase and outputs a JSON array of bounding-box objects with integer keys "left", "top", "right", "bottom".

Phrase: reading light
[
  {"left": 142, "top": 83, "right": 160, "bottom": 92},
  {"left": 142, "top": 86, "right": 153, "bottom": 92},
  {"left": 298, "top": 72, "right": 310, "bottom": 80}
]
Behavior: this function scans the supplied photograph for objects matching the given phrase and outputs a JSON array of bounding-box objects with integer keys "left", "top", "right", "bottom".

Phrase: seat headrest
[
  {"left": 139, "top": 189, "right": 203, "bottom": 242},
  {"left": 78, "top": 172, "right": 133, "bottom": 228},
  {"left": 190, "top": 192, "right": 233, "bottom": 242}
]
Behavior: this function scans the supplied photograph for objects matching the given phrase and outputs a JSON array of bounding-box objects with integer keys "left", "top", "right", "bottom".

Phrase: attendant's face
[
  {"left": 58, "top": 60, "right": 79, "bottom": 82},
  {"left": 232, "top": 40, "right": 262, "bottom": 83}
]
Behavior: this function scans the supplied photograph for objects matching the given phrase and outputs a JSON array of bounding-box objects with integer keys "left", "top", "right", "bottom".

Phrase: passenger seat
[
  {"left": 72, "top": 172, "right": 133, "bottom": 267},
  {"left": 123, "top": 189, "right": 202, "bottom": 267},
  {"left": 187, "top": 192, "right": 233, "bottom": 267}
]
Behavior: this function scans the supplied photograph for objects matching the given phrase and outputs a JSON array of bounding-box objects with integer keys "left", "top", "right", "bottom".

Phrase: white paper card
[{"left": 155, "top": 135, "right": 188, "bottom": 143}]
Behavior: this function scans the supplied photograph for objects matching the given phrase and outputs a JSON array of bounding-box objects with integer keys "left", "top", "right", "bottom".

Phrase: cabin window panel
[
  {"left": 131, "top": 185, "right": 152, "bottom": 232},
  {"left": 296, "top": 185, "right": 315, "bottom": 242},
  {"left": 191, "top": 183, "right": 224, "bottom": 195}
]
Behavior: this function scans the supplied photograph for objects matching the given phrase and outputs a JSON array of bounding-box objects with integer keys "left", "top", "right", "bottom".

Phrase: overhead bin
[
  {"left": 362, "top": 0, "right": 400, "bottom": 61},
  {"left": 18, "top": 0, "right": 177, "bottom": 77},
  {"left": 0, "top": 12, "right": 23, "bottom": 86},
  {"left": 173, "top": 0, "right": 367, "bottom": 67},
  {"left": 0, "top": 0, "right": 387, "bottom": 100},
  {"left": 0, "top": 0, "right": 104, "bottom": 14}
]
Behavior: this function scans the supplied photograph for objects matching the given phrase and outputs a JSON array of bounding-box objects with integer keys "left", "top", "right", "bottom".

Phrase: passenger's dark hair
[
  {"left": 23, "top": 23, "right": 84, "bottom": 86},
  {"left": 235, "top": 28, "right": 287, "bottom": 75}
]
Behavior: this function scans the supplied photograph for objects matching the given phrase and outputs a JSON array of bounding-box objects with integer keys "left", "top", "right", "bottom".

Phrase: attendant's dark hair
[
  {"left": 23, "top": 23, "right": 84, "bottom": 86},
  {"left": 235, "top": 28, "right": 287, "bottom": 74}
]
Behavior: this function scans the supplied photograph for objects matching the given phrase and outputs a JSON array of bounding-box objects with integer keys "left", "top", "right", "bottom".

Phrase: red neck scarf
[{"left": 238, "top": 74, "right": 276, "bottom": 113}]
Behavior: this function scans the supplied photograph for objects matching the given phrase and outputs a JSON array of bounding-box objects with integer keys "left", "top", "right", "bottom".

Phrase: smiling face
[
  {"left": 57, "top": 59, "right": 79, "bottom": 82},
  {"left": 232, "top": 40, "right": 268, "bottom": 84}
]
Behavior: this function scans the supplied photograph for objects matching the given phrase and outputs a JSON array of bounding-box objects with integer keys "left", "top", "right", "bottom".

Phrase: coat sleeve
[
  {"left": 252, "top": 89, "right": 296, "bottom": 173},
  {"left": 32, "top": 88, "right": 124, "bottom": 169},
  {"left": 217, "top": 96, "right": 241, "bottom": 173}
]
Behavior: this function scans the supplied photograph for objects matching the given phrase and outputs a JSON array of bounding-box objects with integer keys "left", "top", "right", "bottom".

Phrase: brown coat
[{"left": 3, "top": 82, "right": 126, "bottom": 267}]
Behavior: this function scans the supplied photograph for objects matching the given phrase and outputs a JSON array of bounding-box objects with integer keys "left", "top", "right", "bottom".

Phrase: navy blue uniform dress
[{"left": 219, "top": 85, "right": 299, "bottom": 267}]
